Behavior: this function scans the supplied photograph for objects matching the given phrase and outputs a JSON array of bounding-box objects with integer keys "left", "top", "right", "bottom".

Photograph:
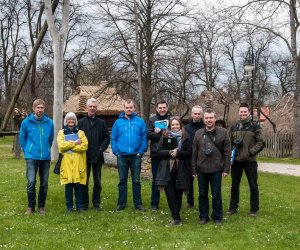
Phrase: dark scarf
[
  {"left": 63, "top": 126, "right": 79, "bottom": 135},
  {"left": 239, "top": 115, "right": 252, "bottom": 128}
]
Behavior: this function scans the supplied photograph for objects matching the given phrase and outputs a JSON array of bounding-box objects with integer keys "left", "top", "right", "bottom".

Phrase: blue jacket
[
  {"left": 111, "top": 112, "right": 148, "bottom": 156},
  {"left": 20, "top": 113, "right": 54, "bottom": 160}
]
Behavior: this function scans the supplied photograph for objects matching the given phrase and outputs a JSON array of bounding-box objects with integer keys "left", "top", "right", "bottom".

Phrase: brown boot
[
  {"left": 25, "top": 207, "right": 34, "bottom": 215},
  {"left": 38, "top": 207, "right": 46, "bottom": 215}
]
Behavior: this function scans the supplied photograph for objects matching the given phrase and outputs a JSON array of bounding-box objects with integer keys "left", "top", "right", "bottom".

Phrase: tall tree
[{"left": 44, "top": 0, "right": 70, "bottom": 159}]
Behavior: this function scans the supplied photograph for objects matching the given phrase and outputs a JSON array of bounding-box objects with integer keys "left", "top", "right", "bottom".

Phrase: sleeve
[
  {"left": 49, "top": 121, "right": 54, "bottom": 147},
  {"left": 177, "top": 138, "right": 192, "bottom": 160},
  {"left": 222, "top": 130, "right": 231, "bottom": 174},
  {"left": 138, "top": 120, "right": 148, "bottom": 155},
  {"left": 191, "top": 131, "right": 200, "bottom": 175},
  {"left": 154, "top": 137, "right": 171, "bottom": 157},
  {"left": 111, "top": 121, "right": 119, "bottom": 156},
  {"left": 57, "top": 130, "right": 76, "bottom": 153},
  {"left": 147, "top": 118, "right": 162, "bottom": 142},
  {"left": 100, "top": 121, "right": 110, "bottom": 151},
  {"left": 72, "top": 131, "right": 88, "bottom": 153},
  {"left": 19, "top": 120, "right": 27, "bottom": 151},
  {"left": 249, "top": 126, "right": 265, "bottom": 156}
]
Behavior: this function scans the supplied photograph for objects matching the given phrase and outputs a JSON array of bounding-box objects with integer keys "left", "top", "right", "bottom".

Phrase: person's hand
[
  {"left": 74, "top": 139, "right": 82, "bottom": 145},
  {"left": 169, "top": 148, "right": 178, "bottom": 157},
  {"left": 222, "top": 172, "right": 228, "bottom": 177},
  {"left": 154, "top": 128, "right": 161, "bottom": 133}
]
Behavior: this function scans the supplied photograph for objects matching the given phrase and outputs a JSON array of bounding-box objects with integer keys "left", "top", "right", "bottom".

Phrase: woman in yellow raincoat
[{"left": 57, "top": 112, "right": 88, "bottom": 212}]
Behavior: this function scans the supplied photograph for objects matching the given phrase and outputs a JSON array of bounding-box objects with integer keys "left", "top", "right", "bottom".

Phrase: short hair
[
  {"left": 156, "top": 100, "right": 168, "bottom": 107},
  {"left": 124, "top": 99, "right": 136, "bottom": 108},
  {"left": 239, "top": 102, "right": 250, "bottom": 110},
  {"left": 191, "top": 105, "right": 203, "bottom": 113},
  {"left": 86, "top": 98, "right": 97, "bottom": 107},
  {"left": 32, "top": 99, "right": 45, "bottom": 108},
  {"left": 64, "top": 112, "right": 78, "bottom": 126},
  {"left": 204, "top": 108, "right": 216, "bottom": 117}
]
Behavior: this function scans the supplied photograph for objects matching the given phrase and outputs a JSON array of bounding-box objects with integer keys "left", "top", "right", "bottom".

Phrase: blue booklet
[
  {"left": 65, "top": 133, "right": 79, "bottom": 153},
  {"left": 231, "top": 147, "right": 236, "bottom": 165},
  {"left": 154, "top": 119, "right": 168, "bottom": 130}
]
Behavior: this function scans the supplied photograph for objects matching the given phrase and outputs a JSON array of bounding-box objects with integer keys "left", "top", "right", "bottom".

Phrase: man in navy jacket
[{"left": 111, "top": 99, "right": 147, "bottom": 211}]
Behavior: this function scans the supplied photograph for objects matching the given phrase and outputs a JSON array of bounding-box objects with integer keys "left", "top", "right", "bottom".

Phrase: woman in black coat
[{"left": 155, "top": 116, "right": 192, "bottom": 226}]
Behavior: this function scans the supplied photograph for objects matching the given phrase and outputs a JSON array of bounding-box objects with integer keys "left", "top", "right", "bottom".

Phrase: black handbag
[{"left": 53, "top": 154, "right": 63, "bottom": 175}]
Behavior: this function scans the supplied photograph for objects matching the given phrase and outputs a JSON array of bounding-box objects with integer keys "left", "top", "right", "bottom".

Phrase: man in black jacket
[
  {"left": 147, "top": 100, "right": 172, "bottom": 211},
  {"left": 192, "top": 109, "right": 231, "bottom": 225},
  {"left": 184, "top": 105, "right": 204, "bottom": 208},
  {"left": 78, "top": 98, "right": 110, "bottom": 210}
]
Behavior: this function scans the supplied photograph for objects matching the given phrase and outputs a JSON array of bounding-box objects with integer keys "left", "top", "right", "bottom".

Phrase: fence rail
[{"left": 258, "top": 132, "right": 293, "bottom": 158}]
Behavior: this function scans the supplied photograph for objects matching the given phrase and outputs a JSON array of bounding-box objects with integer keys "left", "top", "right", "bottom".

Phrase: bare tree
[{"left": 44, "top": 0, "right": 70, "bottom": 159}]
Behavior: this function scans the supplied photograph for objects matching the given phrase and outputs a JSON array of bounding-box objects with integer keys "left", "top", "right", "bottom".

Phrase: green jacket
[{"left": 230, "top": 117, "right": 265, "bottom": 162}]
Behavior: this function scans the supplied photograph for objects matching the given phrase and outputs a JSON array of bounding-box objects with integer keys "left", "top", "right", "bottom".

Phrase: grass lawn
[
  {"left": 0, "top": 136, "right": 299, "bottom": 249},
  {"left": 258, "top": 157, "right": 300, "bottom": 165}
]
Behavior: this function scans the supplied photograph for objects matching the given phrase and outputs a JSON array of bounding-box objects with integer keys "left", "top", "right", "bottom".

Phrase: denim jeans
[
  {"left": 117, "top": 155, "right": 142, "bottom": 208},
  {"left": 230, "top": 161, "right": 259, "bottom": 212},
  {"left": 26, "top": 159, "right": 50, "bottom": 209},
  {"left": 65, "top": 183, "right": 83, "bottom": 210},
  {"left": 82, "top": 163, "right": 102, "bottom": 209},
  {"left": 197, "top": 171, "right": 223, "bottom": 221},
  {"left": 150, "top": 158, "right": 160, "bottom": 208}
]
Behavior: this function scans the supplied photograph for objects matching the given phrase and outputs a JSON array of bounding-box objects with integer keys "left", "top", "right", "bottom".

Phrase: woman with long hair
[{"left": 155, "top": 116, "right": 192, "bottom": 226}]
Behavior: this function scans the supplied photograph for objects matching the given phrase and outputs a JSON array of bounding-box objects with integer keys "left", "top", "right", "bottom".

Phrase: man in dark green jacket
[{"left": 227, "top": 103, "right": 265, "bottom": 217}]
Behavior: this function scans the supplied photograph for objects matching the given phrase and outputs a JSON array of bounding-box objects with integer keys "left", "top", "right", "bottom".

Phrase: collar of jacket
[
  {"left": 119, "top": 111, "right": 137, "bottom": 119},
  {"left": 156, "top": 112, "right": 171, "bottom": 120}
]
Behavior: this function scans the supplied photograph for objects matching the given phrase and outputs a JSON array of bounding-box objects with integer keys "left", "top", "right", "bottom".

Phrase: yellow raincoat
[{"left": 57, "top": 130, "right": 88, "bottom": 185}]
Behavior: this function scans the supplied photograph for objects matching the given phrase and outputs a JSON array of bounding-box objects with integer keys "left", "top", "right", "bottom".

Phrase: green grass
[
  {"left": 258, "top": 157, "right": 300, "bottom": 165},
  {"left": 0, "top": 136, "right": 300, "bottom": 249}
]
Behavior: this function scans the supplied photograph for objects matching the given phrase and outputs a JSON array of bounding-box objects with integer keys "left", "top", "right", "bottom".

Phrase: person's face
[
  {"left": 239, "top": 107, "right": 250, "bottom": 120},
  {"left": 156, "top": 103, "right": 168, "bottom": 117},
  {"left": 87, "top": 102, "right": 97, "bottom": 116},
  {"left": 191, "top": 109, "right": 202, "bottom": 122},
  {"left": 124, "top": 102, "right": 135, "bottom": 117},
  {"left": 170, "top": 119, "right": 181, "bottom": 132},
  {"left": 204, "top": 112, "right": 216, "bottom": 130},
  {"left": 33, "top": 104, "right": 45, "bottom": 118},
  {"left": 66, "top": 118, "right": 76, "bottom": 128}
]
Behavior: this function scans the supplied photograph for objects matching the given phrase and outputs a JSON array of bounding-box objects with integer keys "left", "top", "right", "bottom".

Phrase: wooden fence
[{"left": 258, "top": 132, "right": 293, "bottom": 158}]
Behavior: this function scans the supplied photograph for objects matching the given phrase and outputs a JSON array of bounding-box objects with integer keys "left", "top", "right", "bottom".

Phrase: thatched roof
[{"left": 63, "top": 85, "right": 125, "bottom": 115}]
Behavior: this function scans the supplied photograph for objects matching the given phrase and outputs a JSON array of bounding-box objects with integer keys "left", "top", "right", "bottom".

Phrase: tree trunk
[
  {"left": 51, "top": 43, "right": 64, "bottom": 160},
  {"left": 292, "top": 55, "right": 300, "bottom": 157}
]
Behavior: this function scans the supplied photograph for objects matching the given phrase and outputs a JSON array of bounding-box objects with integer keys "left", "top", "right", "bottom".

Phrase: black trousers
[
  {"left": 229, "top": 161, "right": 259, "bottom": 212},
  {"left": 82, "top": 163, "right": 102, "bottom": 209},
  {"left": 164, "top": 169, "right": 183, "bottom": 221},
  {"left": 186, "top": 174, "right": 194, "bottom": 206}
]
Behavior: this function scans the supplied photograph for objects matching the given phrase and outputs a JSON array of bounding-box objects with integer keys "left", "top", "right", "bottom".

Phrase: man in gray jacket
[{"left": 192, "top": 109, "right": 231, "bottom": 225}]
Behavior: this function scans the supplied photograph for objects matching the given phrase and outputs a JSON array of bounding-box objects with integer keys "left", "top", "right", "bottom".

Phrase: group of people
[{"left": 19, "top": 98, "right": 265, "bottom": 227}]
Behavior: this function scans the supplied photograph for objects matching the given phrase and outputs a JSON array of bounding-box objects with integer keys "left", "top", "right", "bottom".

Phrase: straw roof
[{"left": 63, "top": 85, "right": 125, "bottom": 115}]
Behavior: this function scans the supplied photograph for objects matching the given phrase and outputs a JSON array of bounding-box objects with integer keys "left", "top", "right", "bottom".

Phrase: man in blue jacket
[
  {"left": 111, "top": 99, "right": 148, "bottom": 211},
  {"left": 20, "top": 99, "right": 54, "bottom": 215}
]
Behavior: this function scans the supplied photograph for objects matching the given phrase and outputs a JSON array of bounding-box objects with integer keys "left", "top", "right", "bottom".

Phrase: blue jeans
[
  {"left": 117, "top": 155, "right": 142, "bottom": 208},
  {"left": 150, "top": 158, "right": 160, "bottom": 208},
  {"left": 26, "top": 159, "right": 50, "bottom": 209},
  {"left": 197, "top": 171, "right": 223, "bottom": 221},
  {"left": 65, "top": 183, "right": 83, "bottom": 210},
  {"left": 82, "top": 163, "right": 102, "bottom": 209}
]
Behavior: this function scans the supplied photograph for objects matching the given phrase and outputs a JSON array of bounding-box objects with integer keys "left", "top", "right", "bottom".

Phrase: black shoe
[
  {"left": 186, "top": 204, "right": 194, "bottom": 208},
  {"left": 250, "top": 211, "right": 258, "bottom": 217},
  {"left": 214, "top": 220, "right": 222, "bottom": 225},
  {"left": 199, "top": 219, "right": 208, "bottom": 225},
  {"left": 226, "top": 209, "right": 238, "bottom": 215},
  {"left": 151, "top": 206, "right": 159, "bottom": 212},
  {"left": 115, "top": 206, "right": 125, "bottom": 211},
  {"left": 135, "top": 205, "right": 146, "bottom": 211},
  {"left": 166, "top": 219, "right": 181, "bottom": 227}
]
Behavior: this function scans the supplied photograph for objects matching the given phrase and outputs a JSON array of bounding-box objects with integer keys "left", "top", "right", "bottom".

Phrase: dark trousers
[
  {"left": 229, "top": 161, "right": 259, "bottom": 212},
  {"left": 197, "top": 171, "right": 223, "bottom": 221},
  {"left": 117, "top": 155, "right": 142, "bottom": 208},
  {"left": 187, "top": 174, "right": 194, "bottom": 206},
  {"left": 65, "top": 183, "right": 83, "bottom": 210},
  {"left": 82, "top": 163, "right": 102, "bottom": 209},
  {"left": 164, "top": 169, "right": 183, "bottom": 221},
  {"left": 151, "top": 158, "right": 160, "bottom": 208},
  {"left": 25, "top": 159, "right": 50, "bottom": 209}
]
